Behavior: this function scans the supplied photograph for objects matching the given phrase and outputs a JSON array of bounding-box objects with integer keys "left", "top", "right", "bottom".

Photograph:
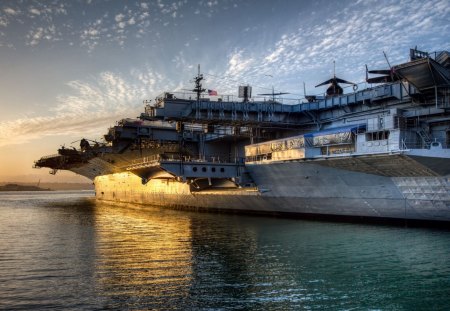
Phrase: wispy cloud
[
  {"left": 28, "top": 7, "right": 41, "bottom": 16},
  {"left": 26, "top": 25, "right": 59, "bottom": 46},
  {"left": 216, "top": 0, "right": 450, "bottom": 95},
  {"left": 225, "top": 50, "right": 254, "bottom": 79},
  {"left": 78, "top": 2, "right": 155, "bottom": 49},
  {"left": 1, "top": 0, "right": 448, "bottom": 55},
  {"left": 0, "top": 2, "right": 67, "bottom": 47},
  {"left": 1, "top": 0, "right": 449, "bottom": 113},
  {"left": 80, "top": 18, "right": 107, "bottom": 52},
  {"left": 0, "top": 1, "right": 150, "bottom": 50},
  {"left": 0, "top": 68, "right": 175, "bottom": 148},
  {"left": 3, "top": 7, "right": 20, "bottom": 16}
]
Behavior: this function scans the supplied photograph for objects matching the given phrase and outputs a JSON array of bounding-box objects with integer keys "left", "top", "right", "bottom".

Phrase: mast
[{"left": 192, "top": 64, "right": 205, "bottom": 102}]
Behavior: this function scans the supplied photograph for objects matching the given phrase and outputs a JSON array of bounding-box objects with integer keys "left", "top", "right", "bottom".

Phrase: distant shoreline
[
  {"left": 0, "top": 182, "right": 94, "bottom": 191},
  {"left": 0, "top": 183, "right": 51, "bottom": 191}
]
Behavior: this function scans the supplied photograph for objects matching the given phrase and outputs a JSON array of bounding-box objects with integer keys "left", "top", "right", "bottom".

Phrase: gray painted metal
[
  {"left": 94, "top": 162, "right": 450, "bottom": 222},
  {"left": 146, "top": 83, "right": 414, "bottom": 126}
]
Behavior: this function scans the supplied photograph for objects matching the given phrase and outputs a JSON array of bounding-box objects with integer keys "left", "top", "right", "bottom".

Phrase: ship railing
[
  {"left": 231, "top": 139, "right": 444, "bottom": 164},
  {"left": 155, "top": 91, "right": 305, "bottom": 105},
  {"left": 402, "top": 140, "right": 448, "bottom": 149},
  {"left": 245, "top": 147, "right": 414, "bottom": 163},
  {"left": 179, "top": 156, "right": 238, "bottom": 164},
  {"left": 127, "top": 154, "right": 242, "bottom": 168},
  {"left": 125, "top": 154, "right": 161, "bottom": 168},
  {"left": 123, "top": 155, "right": 161, "bottom": 170},
  {"left": 154, "top": 80, "right": 426, "bottom": 116}
]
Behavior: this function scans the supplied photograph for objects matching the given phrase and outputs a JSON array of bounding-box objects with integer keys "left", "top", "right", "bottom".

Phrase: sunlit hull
[{"left": 94, "top": 161, "right": 450, "bottom": 223}]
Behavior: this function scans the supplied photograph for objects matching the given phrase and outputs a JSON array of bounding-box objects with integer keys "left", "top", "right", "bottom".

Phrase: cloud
[
  {"left": 0, "top": 68, "right": 175, "bottom": 148},
  {"left": 80, "top": 18, "right": 107, "bottom": 51},
  {"left": 26, "top": 25, "right": 58, "bottom": 46},
  {"left": 213, "top": 0, "right": 450, "bottom": 96},
  {"left": 115, "top": 13, "right": 125, "bottom": 22},
  {"left": 0, "top": 0, "right": 448, "bottom": 55},
  {"left": 0, "top": 0, "right": 449, "bottom": 97},
  {"left": 3, "top": 7, "right": 19, "bottom": 15},
  {"left": 225, "top": 50, "right": 254, "bottom": 77},
  {"left": 207, "top": 1, "right": 219, "bottom": 8},
  {"left": 0, "top": 16, "right": 8, "bottom": 27},
  {"left": 1, "top": 2, "right": 152, "bottom": 50},
  {"left": 0, "top": 2, "right": 67, "bottom": 46},
  {"left": 29, "top": 8, "right": 41, "bottom": 15},
  {"left": 265, "top": 45, "right": 285, "bottom": 64}
]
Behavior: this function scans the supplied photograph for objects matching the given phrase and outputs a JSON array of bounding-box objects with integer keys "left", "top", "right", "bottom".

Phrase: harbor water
[{"left": 1, "top": 191, "right": 449, "bottom": 310}]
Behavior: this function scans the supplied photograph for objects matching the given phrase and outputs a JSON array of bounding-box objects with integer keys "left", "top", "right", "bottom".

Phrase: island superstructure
[{"left": 35, "top": 48, "right": 450, "bottom": 223}]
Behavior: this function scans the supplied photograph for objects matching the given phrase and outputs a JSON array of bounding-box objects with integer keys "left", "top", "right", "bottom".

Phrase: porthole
[
  {"left": 193, "top": 167, "right": 198, "bottom": 172},
  {"left": 202, "top": 167, "right": 207, "bottom": 172},
  {"left": 212, "top": 167, "right": 216, "bottom": 172},
  {"left": 220, "top": 168, "right": 225, "bottom": 172}
]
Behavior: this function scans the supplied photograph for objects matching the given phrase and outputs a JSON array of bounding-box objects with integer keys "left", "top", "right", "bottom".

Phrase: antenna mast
[
  {"left": 192, "top": 64, "right": 205, "bottom": 102},
  {"left": 383, "top": 51, "right": 392, "bottom": 68},
  {"left": 333, "top": 60, "right": 336, "bottom": 77}
]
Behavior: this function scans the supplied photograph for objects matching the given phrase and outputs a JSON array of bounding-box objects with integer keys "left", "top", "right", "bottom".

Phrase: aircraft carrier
[{"left": 35, "top": 48, "right": 450, "bottom": 224}]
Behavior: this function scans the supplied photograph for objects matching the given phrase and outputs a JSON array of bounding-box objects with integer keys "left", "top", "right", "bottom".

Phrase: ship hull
[{"left": 94, "top": 162, "right": 450, "bottom": 223}]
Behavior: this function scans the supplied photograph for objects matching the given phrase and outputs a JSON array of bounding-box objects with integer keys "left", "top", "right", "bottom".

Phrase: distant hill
[
  {"left": 0, "top": 183, "right": 51, "bottom": 191},
  {"left": 0, "top": 173, "right": 91, "bottom": 184},
  {"left": 0, "top": 182, "right": 94, "bottom": 191}
]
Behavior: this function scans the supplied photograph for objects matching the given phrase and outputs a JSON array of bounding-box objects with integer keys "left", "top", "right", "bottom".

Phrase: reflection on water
[
  {"left": 94, "top": 204, "right": 193, "bottom": 309},
  {"left": 0, "top": 191, "right": 450, "bottom": 310}
]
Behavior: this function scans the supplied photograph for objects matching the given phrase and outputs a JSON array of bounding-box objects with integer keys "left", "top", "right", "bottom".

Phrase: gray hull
[{"left": 94, "top": 162, "right": 450, "bottom": 223}]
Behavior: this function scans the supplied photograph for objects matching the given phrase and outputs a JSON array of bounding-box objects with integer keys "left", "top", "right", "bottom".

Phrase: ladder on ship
[{"left": 416, "top": 129, "right": 433, "bottom": 148}]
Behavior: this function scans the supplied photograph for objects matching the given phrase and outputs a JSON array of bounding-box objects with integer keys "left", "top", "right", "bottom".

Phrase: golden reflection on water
[{"left": 92, "top": 202, "right": 193, "bottom": 303}]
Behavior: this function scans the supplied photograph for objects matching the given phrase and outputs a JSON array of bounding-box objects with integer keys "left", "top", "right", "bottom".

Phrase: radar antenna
[{"left": 258, "top": 87, "right": 289, "bottom": 101}]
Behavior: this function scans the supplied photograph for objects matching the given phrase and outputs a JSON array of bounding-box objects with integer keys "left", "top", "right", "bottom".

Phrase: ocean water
[{"left": 0, "top": 191, "right": 449, "bottom": 310}]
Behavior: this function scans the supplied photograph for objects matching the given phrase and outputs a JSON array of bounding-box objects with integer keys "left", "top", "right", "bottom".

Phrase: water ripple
[{"left": 0, "top": 192, "right": 449, "bottom": 310}]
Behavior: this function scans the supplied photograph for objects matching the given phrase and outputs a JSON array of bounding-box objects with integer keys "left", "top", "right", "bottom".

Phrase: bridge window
[
  {"left": 212, "top": 167, "right": 216, "bottom": 172},
  {"left": 220, "top": 168, "right": 225, "bottom": 173},
  {"left": 202, "top": 167, "right": 207, "bottom": 172},
  {"left": 366, "top": 130, "right": 389, "bottom": 141}
]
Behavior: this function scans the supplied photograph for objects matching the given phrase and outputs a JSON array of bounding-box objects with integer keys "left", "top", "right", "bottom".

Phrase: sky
[{"left": 0, "top": 0, "right": 449, "bottom": 183}]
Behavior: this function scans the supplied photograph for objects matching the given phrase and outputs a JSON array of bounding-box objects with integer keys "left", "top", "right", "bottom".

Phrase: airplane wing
[
  {"left": 315, "top": 78, "right": 334, "bottom": 87},
  {"left": 368, "top": 69, "right": 391, "bottom": 75}
]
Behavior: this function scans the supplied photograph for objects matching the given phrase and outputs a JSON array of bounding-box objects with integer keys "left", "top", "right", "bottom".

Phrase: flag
[{"left": 208, "top": 89, "right": 218, "bottom": 96}]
